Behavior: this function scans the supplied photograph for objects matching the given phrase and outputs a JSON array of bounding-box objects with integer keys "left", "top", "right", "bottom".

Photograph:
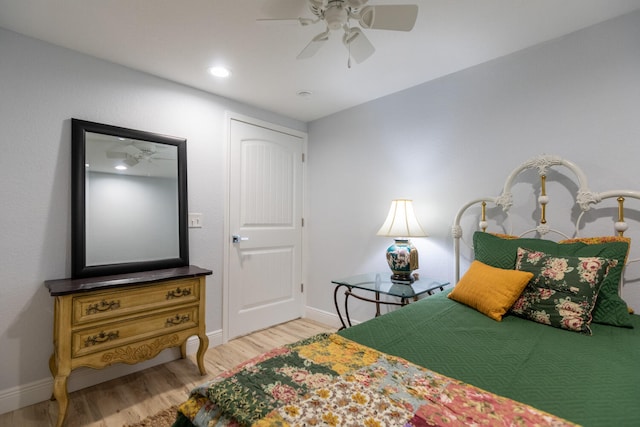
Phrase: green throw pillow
[
  {"left": 512, "top": 247, "right": 616, "bottom": 334},
  {"left": 472, "top": 231, "right": 632, "bottom": 328}
]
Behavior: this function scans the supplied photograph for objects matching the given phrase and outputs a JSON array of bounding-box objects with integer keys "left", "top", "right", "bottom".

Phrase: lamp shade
[{"left": 376, "top": 199, "right": 427, "bottom": 237}]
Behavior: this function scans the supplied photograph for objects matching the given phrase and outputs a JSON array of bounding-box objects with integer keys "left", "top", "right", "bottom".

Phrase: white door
[{"left": 226, "top": 116, "right": 305, "bottom": 340}]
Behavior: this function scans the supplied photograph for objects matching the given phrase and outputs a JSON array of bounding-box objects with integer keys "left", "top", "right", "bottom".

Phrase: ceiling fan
[
  {"left": 262, "top": 0, "right": 419, "bottom": 66},
  {"left": 106, "top": 140, "right": 174, "bottom": 168}
]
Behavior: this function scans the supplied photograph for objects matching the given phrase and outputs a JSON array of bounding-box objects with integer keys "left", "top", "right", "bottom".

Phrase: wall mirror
[{"left": 71, "top": 119, "right": 189, "bottom": 278}]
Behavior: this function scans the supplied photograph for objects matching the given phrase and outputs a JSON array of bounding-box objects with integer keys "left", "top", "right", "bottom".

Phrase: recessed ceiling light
[
  {"left": 115, "top": 165, "right": 128, "bottom": 171},
  {"left": 297, "top": 90, "right": 313, "bottom": 99},
  {"left": 208, "top": 66, "right": 231, "bottom": 78}
]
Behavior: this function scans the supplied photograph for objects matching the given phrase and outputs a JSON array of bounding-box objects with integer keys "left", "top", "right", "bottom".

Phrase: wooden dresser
[{"left": 45, "top": 265, "right": 212, "bottom": 427}]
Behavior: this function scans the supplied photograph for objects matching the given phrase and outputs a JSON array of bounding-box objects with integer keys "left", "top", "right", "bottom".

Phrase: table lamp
[{"left": 376, "top": 199, "right": 427, "bottom": 284}]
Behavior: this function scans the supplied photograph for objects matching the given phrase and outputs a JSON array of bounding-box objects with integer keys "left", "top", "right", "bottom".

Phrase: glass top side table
[{"left": 331, "top": 273, "right": 450, "bottom": 330}]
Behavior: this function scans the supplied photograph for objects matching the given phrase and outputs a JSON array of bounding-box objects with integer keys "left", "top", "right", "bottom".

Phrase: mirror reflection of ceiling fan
[
  {"left": 261, "top": 0, "right": 419, "bottom": 66},
  {"left": 106, "top": 140, "right": 174, "bottom": 168}
]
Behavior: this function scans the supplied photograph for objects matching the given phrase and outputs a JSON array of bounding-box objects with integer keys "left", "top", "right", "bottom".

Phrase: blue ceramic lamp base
[{"left": 385, "top": 238, "right": 419, "bottom": 285}]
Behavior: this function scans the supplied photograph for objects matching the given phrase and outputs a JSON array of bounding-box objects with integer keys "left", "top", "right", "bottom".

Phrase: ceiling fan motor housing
[{"left": 324, "top": 2, "right": 348, "bottom": 30}]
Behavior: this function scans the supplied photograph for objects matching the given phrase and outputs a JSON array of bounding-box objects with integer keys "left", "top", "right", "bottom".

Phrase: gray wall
[
  {"left": 306, "top": 10, "right": 640, "bottom": 322},
  {"left": 0, "top": 27, "right": 305, "bottom": 412}
]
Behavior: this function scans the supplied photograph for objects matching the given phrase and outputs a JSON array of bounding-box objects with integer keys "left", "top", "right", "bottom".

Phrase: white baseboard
[
  {"left": 0, "top": 329, "right": 222, "bottom": 416},
  {"left": 304, "top": 305, "right": 360, "bottom": 328}
]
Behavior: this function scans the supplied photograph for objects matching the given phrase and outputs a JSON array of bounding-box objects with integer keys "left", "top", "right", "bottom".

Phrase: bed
[{"left": 173, "top": 155, "right": 640, "bottom": 427}]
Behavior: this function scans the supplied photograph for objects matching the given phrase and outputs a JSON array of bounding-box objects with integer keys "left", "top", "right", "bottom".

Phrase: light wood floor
[{"left": 0, "top": 318, "right": 334, "bottom": 427}]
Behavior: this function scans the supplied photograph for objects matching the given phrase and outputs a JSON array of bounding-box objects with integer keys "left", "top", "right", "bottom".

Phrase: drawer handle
[
  {"left": 166, "top": 287, "right": 192, "bottom": 299},
  {"left": 84, "top": 330, "right": 120, "bottom": 347},
  {"left": 165, "top": 314, "right": 191, "bottom": 327},
  {"left": 86, "top": 300, "right": 121, "bottom": 315}
]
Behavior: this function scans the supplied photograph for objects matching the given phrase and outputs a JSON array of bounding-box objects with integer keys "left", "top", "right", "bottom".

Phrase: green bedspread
[
  {"left": 338, "top": 291, "right": 640, "bottom": 427},
  {"left": 174, "top": 291, "right": 640, "bottom": 427},
  {"left": 175, "top": 331, "right": 576, "bottom": 427}
]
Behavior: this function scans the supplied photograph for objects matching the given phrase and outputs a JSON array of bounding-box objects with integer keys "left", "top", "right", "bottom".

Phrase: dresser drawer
[
  {"left": 72, "top": 305, "right": 199, "bottom": 358},
  {"left": 72, "top": 278, "right": 200, "bottom": 325}
]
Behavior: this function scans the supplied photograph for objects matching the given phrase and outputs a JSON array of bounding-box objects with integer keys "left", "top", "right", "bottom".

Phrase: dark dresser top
[{"left": 45, "top": 265, "right": 212, "bottom": 296}]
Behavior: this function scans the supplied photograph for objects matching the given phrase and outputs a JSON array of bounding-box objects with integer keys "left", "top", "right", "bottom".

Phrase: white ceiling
[{"left": 2, "top": 0, "right": 640, "bottom": 122}]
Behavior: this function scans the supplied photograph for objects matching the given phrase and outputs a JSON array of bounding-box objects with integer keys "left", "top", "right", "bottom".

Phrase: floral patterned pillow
[{"left": 511, "top": 247, "right": 617, "bottom": 335}]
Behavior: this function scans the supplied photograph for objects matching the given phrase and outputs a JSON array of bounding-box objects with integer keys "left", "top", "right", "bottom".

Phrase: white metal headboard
[{"left": 452, "top": 154, "right": 640, "bottom": 283}]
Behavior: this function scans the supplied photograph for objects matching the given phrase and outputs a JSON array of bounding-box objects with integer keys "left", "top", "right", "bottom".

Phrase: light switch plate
[{"left": 188, "top": 213, "right": 203, "bottom": 228}]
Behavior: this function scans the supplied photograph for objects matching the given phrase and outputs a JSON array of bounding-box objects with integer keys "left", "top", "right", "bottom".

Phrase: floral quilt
[{"left": 176, "top": 333, "right": 578, "bottom": 427}]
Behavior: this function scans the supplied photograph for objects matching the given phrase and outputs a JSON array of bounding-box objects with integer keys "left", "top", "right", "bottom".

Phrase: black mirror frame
[{"left": 71, "top": 118, "right": 189, "bottom": 278}]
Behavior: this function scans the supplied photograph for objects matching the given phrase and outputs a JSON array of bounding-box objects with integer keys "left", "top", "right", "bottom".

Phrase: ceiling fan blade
[
  {"left": 256, "top": 17, "right": 318, "bottom": 27},
  {"left": 107, "top": 151, "right": 138, "bottom": 166},
  {"left": 123, "top": 156, "right": 139, "bottom": 167},
  {"left": 259, "top": 0, "right": 308, "bottom": 19},
  {"left": 343, "top": 27, "right": 375, "bottom": 64},
  {"left": 256, "top": 17, "right": 300, "bottom": 23},
  {"left": 297, "top": 30, "right": 329, "bottom": 59},
  {"left": 358, "top": 5, "right": 418, "bottom": 31},
  {"left": 106, "top": 151, "right": 128, "bottom": 159}
]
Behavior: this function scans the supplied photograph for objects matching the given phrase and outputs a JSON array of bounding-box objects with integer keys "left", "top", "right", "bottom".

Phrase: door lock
[{"left": 232, "top": 235, "right": 249, "bottom": 243}]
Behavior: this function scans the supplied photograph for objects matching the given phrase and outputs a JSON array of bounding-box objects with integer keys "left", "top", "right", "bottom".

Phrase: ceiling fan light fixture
[{"left": 324, "top": 3, "right": 348, "bottom": 30}]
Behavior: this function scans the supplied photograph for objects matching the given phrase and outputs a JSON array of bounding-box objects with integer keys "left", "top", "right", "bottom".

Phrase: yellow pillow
[{"left": 448, "top": 260, "right": 534, "bottom": 321}]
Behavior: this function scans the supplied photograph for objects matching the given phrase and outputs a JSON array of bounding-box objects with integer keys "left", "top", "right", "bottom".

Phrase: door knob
[{"left": 232, "top": 235, "right": 249, "bottom": 243}]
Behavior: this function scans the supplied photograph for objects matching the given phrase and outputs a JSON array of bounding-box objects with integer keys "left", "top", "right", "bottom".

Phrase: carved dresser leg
[
  {"left": 48, "top": 353, "right": 58, "bottom": 401},
  {"left": 52, "top": 372, "right": 70, "bottom": 427},
  {"left": 197, "top": 334, "right": 209, "bottom": 375}
]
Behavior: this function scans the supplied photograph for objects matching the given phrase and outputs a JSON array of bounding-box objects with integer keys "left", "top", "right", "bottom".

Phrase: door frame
[{"left": 222, "top": 112, "right": 308, "bottom": 343}]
